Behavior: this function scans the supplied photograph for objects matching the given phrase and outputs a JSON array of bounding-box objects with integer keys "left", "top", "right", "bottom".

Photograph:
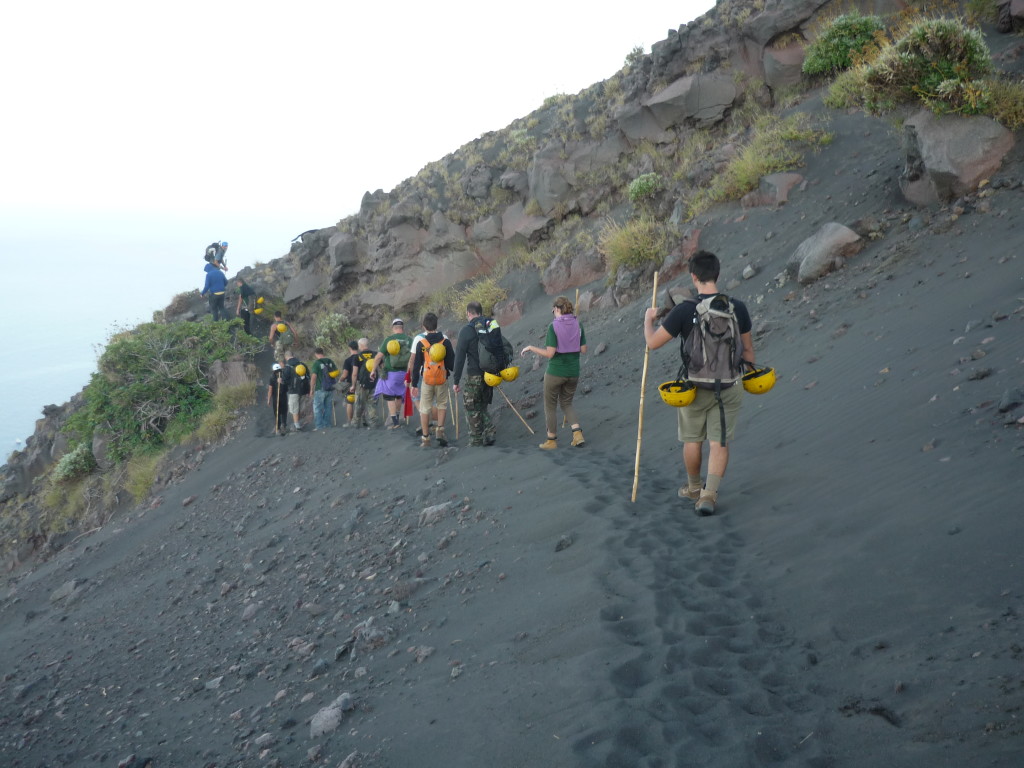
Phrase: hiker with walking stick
[
  {"left": 267, "top": 363, "right": 288, "bottom": 436},
  {"left": 643, "top": 251, "right": 755, "bottom": 516}
]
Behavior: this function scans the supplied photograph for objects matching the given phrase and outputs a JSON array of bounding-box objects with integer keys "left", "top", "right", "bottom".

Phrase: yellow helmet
[
  {"left": 742, "top": 366, "right": 776, "bottom": 394},
  {"left": 277, "top": 323, "right": 287, "bottom": 333},
  {"left": 253, "top": 307, "right": 264, "bottom": 315},
  {"left": 483, "top": 372, "right": 503, "bottom": 387},
  {"left": 365, "top": 358, "right": 375, "bottom": 372},
  {"left": 659, "top": 380, "right": 697, "bottom": 407},
  {"left": 256, "top": 296, "right": 265, "bottom": 304},
  {"left": 428, "top": 342, "right": 446, "bottom": 362},
  {"left": 386, "top": 339, "right": 401, "bottom": 356},
  {"left": 499, "top": 366, "right": 519, "bottom": 382},
  {"left": 329, "top": 368, "right": 340, "bottom": 378},
  {"left": 346, "top": 393, "right": 356, "bottom": 403},
  {"left": 295, "top": 364, "right": 307, "bottom": 376}
]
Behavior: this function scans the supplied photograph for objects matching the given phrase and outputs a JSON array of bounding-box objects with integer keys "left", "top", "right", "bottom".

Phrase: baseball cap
[
  {"left": 391, "top": 318, "right": 404, "bottom": 326},
  {"left": 272, "top": 363, "right": 282, "bottom": 371}
]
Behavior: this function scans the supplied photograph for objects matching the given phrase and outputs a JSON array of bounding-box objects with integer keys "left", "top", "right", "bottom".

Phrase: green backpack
[{"left": 386, "top": 336, "right": 411, "bottom": 372}]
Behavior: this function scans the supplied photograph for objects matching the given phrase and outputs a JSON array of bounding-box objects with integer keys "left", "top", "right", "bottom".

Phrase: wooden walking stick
[
  {"left": 632, "top": 271, "right": 659, "bottom": 502},
  {"left": 274, "top": 373, "right": 280, "bottom": 434},
  {"left": 451, "top": 383, "right": 460, "bottom": 440},
  {"left": 498, "top": 386, "right": 535, "bottom": 435}
]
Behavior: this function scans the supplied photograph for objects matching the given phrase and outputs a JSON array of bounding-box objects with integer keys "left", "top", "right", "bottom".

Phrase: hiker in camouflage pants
[
  {"left": 460, "top": 376, "right": 495, "bottom": 446},
  {"left": 452, "top": 301, "right": 496, "bottom": 447}
]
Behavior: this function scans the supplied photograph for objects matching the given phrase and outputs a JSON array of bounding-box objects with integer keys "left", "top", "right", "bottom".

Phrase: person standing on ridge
[
  {"left": 521, "top": 295, "right": 587, "bottom": 451},
  {"left": 235, "top": 277, "right": 256, "bottom": 335},
  {"left": 372, "top": 318, "right": 412, "bottom": 430},
  {"left": 200, "top": 259, "right": 228, "bottom": 321},
  {"left": 205, "top": 241, "right": 228, "bottom": 271},
  {"left": 410, "top": 312, "right": 455, "bottom": 448},
  {"left": 643, "top": 250, "right": 755, "bottom": 516},
  {"left": 452, "top": 301, "right": 496, "bottom": 447},
  {"left": 309, "top": 347, "right": 337, "bottom": 431}
]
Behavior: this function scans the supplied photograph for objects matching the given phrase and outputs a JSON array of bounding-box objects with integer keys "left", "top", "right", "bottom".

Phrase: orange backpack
[{"left": 421, "top": 339, "right": 447, "bottom": 386}]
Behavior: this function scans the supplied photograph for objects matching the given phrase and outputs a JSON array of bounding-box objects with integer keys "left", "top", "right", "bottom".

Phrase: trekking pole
[
  {"left": 274, "top": 376, "right": 280, "bottom": 435},
  {"left": 332, "top": 398, "right": 337, "bottom": 427},
  {"left": 631, "top": 271, "right": 659, "bottom": 503},
  {"left": 451, "top": 383, "right": 460, "bottom": 440},
  {"left": 498, "top": 387, "right": 535, "bottom": 435}
]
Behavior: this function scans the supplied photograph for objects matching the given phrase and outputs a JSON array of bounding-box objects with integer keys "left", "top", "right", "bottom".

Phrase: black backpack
[
  {"left": 356, "top": 351, "right": 376, "bottom": 388},
  {"left": 287, "top": 363, "right": 311, "bottom": 396},
  {"left": 319, "top": 358, "right": 338, "bottom": 391},
  {"left": 472, "top": 317, "right": 513, "bottom": 374}
]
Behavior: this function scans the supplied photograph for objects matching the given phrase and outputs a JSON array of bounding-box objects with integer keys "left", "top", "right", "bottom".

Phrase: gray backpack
[{"left": 681, "top": 294, "right": 743, "bottom": 389}]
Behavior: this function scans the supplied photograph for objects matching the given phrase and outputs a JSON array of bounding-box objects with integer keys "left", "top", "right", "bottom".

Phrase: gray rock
[
  {"left": 310, "top": 705, "right": 343, "bottom": 738},
  {"left": 791, "top": 223, "right": 864, "bottom": 284},
  {"left": 998, "top": 388, "right": 1024, "bottom": 413},
  {"left": 901, "top": 110, "right": 1015, "bottom": 205}
]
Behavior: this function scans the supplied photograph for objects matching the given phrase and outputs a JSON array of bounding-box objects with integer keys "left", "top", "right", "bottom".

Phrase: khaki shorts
[
  {"left": 288, "top": 393, "right": 300, "bottom": 413},
  {"left": 677, "top": 384, "right": 743, "bottom": 444},
  {"left": 418, "top": 382, "right": 450, "bottom": 415}
]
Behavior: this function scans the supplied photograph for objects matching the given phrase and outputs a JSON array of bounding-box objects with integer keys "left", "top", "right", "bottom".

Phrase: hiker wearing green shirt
[{"left": 521, "top": 295, "right": 587, "bottom": 451}]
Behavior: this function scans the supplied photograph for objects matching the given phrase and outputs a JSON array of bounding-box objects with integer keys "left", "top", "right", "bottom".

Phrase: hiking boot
[
  {"left": 571, "top": 428, "right": 585, "bottom": 447},
  {"left": 420, "top": 436, "right": 431, "bottom": 448},
  {"left": 695, "top": 491, "right": 717, "bottom": 517},
  {"left": 435, "top": 428, "right": 448, "bottom": 448},
  {"left": 678, "top": 485, "right": 702, "bottom": 501},
  {"left": 538, "top": 438, "right": 557, "bottom": 450}
]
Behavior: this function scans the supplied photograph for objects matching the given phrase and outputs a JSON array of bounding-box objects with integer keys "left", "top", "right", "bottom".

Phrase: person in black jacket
[{"left": 452, "top": 301, "right": 495, "bottom": 447}]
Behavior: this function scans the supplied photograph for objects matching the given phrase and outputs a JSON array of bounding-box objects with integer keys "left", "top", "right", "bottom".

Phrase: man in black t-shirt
[
  {"left": 340, "top": 340, "right": 359, "bottom": 426},
  {"left": 643, "top": 250, "right": 755, "bottom": 517},
  {"left": 266, "top": 363, "right": 288, "bottom": 435},
  {"left": 235, "top": 278, "right": 257, "bottom": 335}
]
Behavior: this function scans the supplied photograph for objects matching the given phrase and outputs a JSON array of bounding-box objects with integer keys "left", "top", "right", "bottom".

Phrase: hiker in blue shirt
[{"left": 200, "top": 261, "right": 229, "bottom": 321}]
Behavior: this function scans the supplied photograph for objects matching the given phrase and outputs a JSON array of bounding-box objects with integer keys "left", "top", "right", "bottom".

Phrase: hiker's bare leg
[
  {"left": 684, "top": 442, "right": 703, "bottom": 478},
  {"left": 707, "top": 442, "right": 729, "bottom": 478}
]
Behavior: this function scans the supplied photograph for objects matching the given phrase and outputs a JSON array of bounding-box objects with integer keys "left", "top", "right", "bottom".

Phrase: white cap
[
  {"left": 391, "top": 318, "right": 404, "bottom": 326},
  {"left": 272, "top": 363, "right": 282, "bottom": 371}
]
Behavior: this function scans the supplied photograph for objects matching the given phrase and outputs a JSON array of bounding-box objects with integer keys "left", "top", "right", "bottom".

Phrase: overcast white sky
[
  {"left": 0, "top": 0, "right": 715, "bottom": 450},
  {"left": 3, "top": 1, "right": 714, "bottom": 259}
]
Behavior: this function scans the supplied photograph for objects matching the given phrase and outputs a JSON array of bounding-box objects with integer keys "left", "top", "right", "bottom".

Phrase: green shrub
[
  {"left": 124, "top": 451, "right": 162, "bottom": 504},
  {"left": 987, "top": 78, "right": 1024, "bottom": 129},
  {"left": 64, "top": 319, "right": 264, "bottom": 463},
  {"left": 628, "top": 173, "right": 664, "bottom": 204},
  {"left": 449, "top": 276, "right": 508, "bottom": 316},
  {"left": 312, "top": 311, "right": 358, "bottom": 354},
  {"left": 52, "top": 443, "right": 96, "bottom": 483},
  {"left": 196, "top": 383, "right": 258, "bottom": 443},
  {"left": 863, "top": 18, "right": 993, "bottom": 114},
  {"left": 689, "top": 112, "right": 831, "bottom": 218},
  {"left": 803, "top": 11, "right": 885, "bottom": 77},
  {"left": 598, "top": 217, "right": 666, "bottom": 277},
  {"left": 966, "top": 0, "right": 999, "bottom": 24}
]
